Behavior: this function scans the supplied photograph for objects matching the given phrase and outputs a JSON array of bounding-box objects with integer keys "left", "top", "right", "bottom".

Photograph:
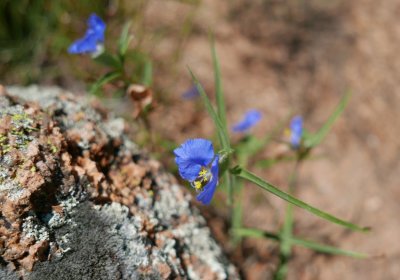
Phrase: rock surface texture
[{"left": 0, "top": 86, "right": 238, "bottom": 280}]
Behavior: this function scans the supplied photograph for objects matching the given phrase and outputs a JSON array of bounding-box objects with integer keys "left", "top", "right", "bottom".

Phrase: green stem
[
  {"left": 281, "top": 203, "right": 294, "bottom": 257},
  {"left": 230, "top": 152, "right": 249, "bottom": 245},
  {"left": 230, "top": 178, "right": 243, "bottom": 245},
  {"left": 277, "top": 160, "right": 300, "bottom": 279}
]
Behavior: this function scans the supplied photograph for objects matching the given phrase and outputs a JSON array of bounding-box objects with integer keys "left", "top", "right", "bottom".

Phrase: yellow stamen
[
  {"left": 193, "top": 181, "right": 203, "bottom": 190},
  {"left": 190, "top": 166, "right": 212, "bottom": 192},
  {"left": 284, "top": 128, "right": 291, "bottom": 137},
  {"left": 199, "top": 169, "right": 208, "bottom": 176}
]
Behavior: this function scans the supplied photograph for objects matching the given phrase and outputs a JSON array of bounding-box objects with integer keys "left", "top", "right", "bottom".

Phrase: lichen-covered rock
[{"left": 0, "top": 85, "right": 239, "bottom": 280}]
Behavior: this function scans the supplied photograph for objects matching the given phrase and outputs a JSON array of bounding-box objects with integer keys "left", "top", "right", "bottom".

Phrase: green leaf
[
  {"left": 118, "top": 22, "right": 133, "bottom": 57},
  {"left": 210, "top": 35, "right": 228, "bottom": 136},
  {"left": 230, "top": 166, "right": 370, "bottom": 232},
  {"left": 142, "top": 59, "right": 153, "bottom": 86},
  {"left": 188, "top": 68, "right": 230, "bottom": 151},
  {"left": 233, "top": 227, "right": 280, "bottom": 241},
  {"left": 234, "top": 228, "right": 367, "bottom": 258},
  {"left": 93, "top": 52, "right": 121, "bottom": 69},
  {"left": 89, "top": 72, "right": 121, "bottom": 95},
  {"left": 290, "top": 236, "right": 367, "bottom": 258},
  {"left": 304, "top": 91, "right": 351, "bottom": 148},
  {"left": 208, "top": 37, "right": 235, "bottom": 205}
]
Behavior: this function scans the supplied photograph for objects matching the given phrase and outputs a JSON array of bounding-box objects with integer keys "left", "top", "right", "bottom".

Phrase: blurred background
[{"left": 1, "top": 0, "right": 399, "bottom": 279}]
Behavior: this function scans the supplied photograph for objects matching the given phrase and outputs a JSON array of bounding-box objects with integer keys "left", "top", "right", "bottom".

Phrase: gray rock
[{"left": 0, "top": 86, "right": 239, "bottom": 280}]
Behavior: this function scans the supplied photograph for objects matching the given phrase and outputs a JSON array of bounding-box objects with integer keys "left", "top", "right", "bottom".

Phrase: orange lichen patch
[
  {"left": 155, "top": 231, "right": 175, "bottom": 248},
  {"left": 77, "top": 156, "right": 104, "bottom": 187},
  {"left": 109, "top": 162, "right": 147, "bottom": 189},
  {"left": 16, "top": 169, "right": 45, "bottom": 193},
  {"left": 19, "top": 240, "right": 49, "bottom": 271},
  {"left": 156, "top": 262, "right": 172, "bottom": 279},
  {"left": 0, "top": 91, "right": 64, "bottom": 270},
  {"left": 0, "top": 114, "right": 12, "bottom": 133},
  {"left": 188, "top": 255, "right": 219, "bottom": 280}
]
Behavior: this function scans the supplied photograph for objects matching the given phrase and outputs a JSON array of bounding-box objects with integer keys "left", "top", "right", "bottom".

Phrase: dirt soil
[{"left": 136, "top": 0, "right": 400, "bottom": 279}]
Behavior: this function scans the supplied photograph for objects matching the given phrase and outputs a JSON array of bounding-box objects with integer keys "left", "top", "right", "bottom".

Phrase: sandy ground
[
  {"left": 141, "top": 0, "right": 400, "bottom": 279},
  {"left": 2, "top": 0, "right": 398, "bottom": 278}
]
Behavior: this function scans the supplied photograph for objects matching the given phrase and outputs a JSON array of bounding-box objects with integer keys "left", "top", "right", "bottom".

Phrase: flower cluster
[
  {"left": 68, "top": 13, "right": 106, "bottom": 55},
  {"left": 290, "top": 115, "right": 303, "bottom": 148},
  {"left": 174, "top": 139, "right": 219, "bottom": 205},
  {"left": 181, "top": 85, "right": 199, "bottom": 100},
  {"left": 232, "top": 110, "right": 262, "bottom": 133}
]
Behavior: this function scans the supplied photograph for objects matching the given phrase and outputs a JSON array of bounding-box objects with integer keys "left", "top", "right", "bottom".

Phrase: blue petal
[
  {"left": 174, "top": 156, "right": 202, "bottom": 182},
  {"left": 181, "top": 86, "right": 199, "bottom": 100},
  {"left": 68, "top": 34, "right": 98, "bottom": 54},
  {"left": 174, "top": 139, "right": 215, "bottom": 181},
  {"left": 232, "top": 110, "right": 262, "bottom": 133},
  {"left": 87, "top": 13, "right": 106, "bottom": 42},
  {"left": 68, "top": 13, "right": 106, "bottom": 54},
  {"left": 196, "top": 155, "right": 219, "bottom": 205},
  {"left": 290, "top": 115, "right": 303, "bottom": 147}
]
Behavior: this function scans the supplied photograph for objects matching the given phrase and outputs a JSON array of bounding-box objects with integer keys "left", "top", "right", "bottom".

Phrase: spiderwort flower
[
  {"left": 290, "top": 115, "right": 303, "bottom": 148},
  {"left": 68, "top": 13, "right": 106, "bottom": 55},
  {"left": 232, "top": 110, "right": 262, "bottom": 133},
  {"left": 181, "top": 85, "right": 199, "bottom": 100},
  {"left": 174, "top": 139, "right": 219, "bottom": 205}
]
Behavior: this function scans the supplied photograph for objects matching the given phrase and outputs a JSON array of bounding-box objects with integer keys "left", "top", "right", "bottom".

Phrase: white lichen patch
[
  {"left": 22, "top": 216, "right": 50, "bottom": 242},
  {"left": 0, "top": 168, "right": 25, "bottom": 201},
  {"left": 59, "top": 195, "right": 79, "bottom": 213},
  {"left": 101, "top": 118, "right": 125, "bottom": 139},
  {"left": 6, "top": 186, "right": 26, "bottom": 201}
]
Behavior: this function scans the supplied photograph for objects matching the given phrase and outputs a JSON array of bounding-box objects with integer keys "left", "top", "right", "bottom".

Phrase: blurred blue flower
[
  {"left": 290, "top": 115, "right": 303, "bottom": 148},
  {"left": 68, "top": 13, "right": 106, "bottom": 54},
  {"left": 174, "top": 139, "right": 219, "bottom": 205},
  {"left": 232, "top": 110, "right": 262, "bottom": 133},
  {"left": 181, "top": 85, "right": 199, "bottom": 100}
]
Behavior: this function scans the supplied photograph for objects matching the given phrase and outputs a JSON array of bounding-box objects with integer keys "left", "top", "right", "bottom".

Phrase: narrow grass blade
[
  {"left": 142, "top": 59, "right": 153, "bottom": 86},
  {"left": 290, "top": 237, "right": 367, "bottom": 258},
  {"left": 230, "top": 166, "right": 370, "bottom": 232},
  {"left": 89, "top": 72, "right": 121, "bottom": 95},
  {"left": 235, "top": 227, "right": 367, "bottom": 258},
  {"left": 210, "top": 35, "right": 228, "bottom": 136},
  {"left": 233, "top": 227, "right": 280, "bottom": 241},
  {"left": 304, "top": 91, "right": 351, "bottom": 148},
  {"left": 118, "top": 22, "right": 133, "bottom": 57},
  {"left": 188, "top": 68, "right": 230, "bottom": 151}
]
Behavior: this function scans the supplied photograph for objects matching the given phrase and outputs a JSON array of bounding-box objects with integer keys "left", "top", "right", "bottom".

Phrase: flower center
[{"left": 190, "top": 166, "right": 212, "bottom": 192}]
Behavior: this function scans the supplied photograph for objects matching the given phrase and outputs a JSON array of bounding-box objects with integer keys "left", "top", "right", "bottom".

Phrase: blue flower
[
  {"left": 174, "top": 139, "right": 219, "bottom": 205},
  {"left": 68, "top": 13, "right": 106, "bottom": 54},
  {"left": 232, "top": 110, "right": 262, "bottom": 133},
  {"left": 290, "top": 115, "right": 303, "bottom": 148},
  {"left": 181, "top": 85, "right": 199, "bottom": 100}
]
